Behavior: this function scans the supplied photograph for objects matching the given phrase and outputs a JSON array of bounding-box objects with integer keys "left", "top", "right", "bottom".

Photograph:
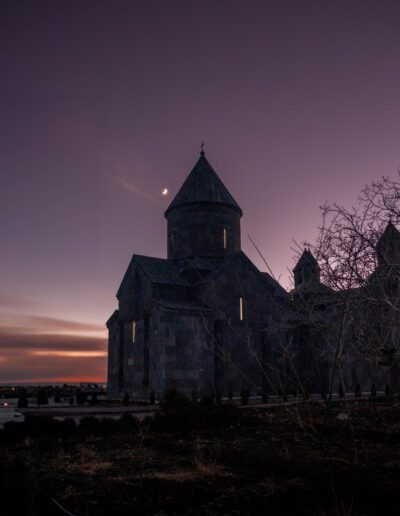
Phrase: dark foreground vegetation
[{"left": 1, "top": 393, "right": 400, "bottom": 516}]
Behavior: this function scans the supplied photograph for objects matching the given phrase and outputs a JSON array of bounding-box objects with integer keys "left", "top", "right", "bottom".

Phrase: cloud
[
  {"left": 0, "top": 314, "right": 104, "bottom": 336},
  {"left": 112, "top": 154, "right": 163, "bottom": 205},
  {"left": 115, "top": 174, "right": 157, "bottom": 203},
  {"left": 0, "top": 314, "right": 107, "bottom": 383},
  {"left": 0, "top": 293, "right": 36, "bottom": 311}
]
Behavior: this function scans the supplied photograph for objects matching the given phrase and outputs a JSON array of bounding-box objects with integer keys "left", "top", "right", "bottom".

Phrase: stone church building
[{"left": 107, "top": 151, "right": 400, "bottom": 399}]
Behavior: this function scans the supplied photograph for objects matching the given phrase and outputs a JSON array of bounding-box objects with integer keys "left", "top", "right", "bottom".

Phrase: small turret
[
  {"left": 293, "top": 249, "right": 321, "bottom": 288},
  {"left": 376, "top": 221, "right": 400, "bottom": 266}
]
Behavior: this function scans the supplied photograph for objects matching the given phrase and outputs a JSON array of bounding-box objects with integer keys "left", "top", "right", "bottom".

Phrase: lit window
[
  {"left": 132, "top": 320, "right": 136, "bottom": 343},
  {"left": 239, "top": 297, "right": 244, "bottom": 321},
  {"left": 223, "top": 228, "right": 227, "bottom": 249}
]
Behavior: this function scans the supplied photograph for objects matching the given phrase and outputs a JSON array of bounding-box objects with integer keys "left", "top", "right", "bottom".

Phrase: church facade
[{"left": 107, "top": 151, "right": 399, "bottom": 399}]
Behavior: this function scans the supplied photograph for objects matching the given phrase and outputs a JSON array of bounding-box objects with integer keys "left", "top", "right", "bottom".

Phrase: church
[{"left": 107, "top": 150, "right": 400, "bottom": 399}]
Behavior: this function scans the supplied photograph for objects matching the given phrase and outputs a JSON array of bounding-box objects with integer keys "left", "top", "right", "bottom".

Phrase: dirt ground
[{"left": 1, "top": 399, "right": 399, "bottom": 516}]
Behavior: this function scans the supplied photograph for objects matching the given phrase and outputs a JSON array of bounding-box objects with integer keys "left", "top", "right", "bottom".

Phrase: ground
[{"left": 1, "top": 398, "right": 400, "bottom": 515}]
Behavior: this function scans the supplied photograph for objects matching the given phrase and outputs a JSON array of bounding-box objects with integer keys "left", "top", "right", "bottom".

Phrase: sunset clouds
[{"left": 0, "top": 313, "right": 107, "bottom": 383}]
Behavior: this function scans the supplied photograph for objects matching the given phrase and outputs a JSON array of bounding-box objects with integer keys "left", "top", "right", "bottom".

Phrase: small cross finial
[{"left": 200, "top": 141, "right": 205, "bottom": 156}]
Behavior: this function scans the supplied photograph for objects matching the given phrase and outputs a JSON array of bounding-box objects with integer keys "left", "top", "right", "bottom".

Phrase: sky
[{"left": 1, "top": 0, "right": 400, "bottom": 383}]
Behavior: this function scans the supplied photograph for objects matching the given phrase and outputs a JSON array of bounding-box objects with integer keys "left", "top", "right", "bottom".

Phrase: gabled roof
[
  {"left": 196, "top": 250, "right": 290, "bottom": 299},
  {"left": 293, "top": 249, "right": 320, "bottom": 272},
  {"left": 106, "top": 309, "right": 119, "bottom": 327},
  {"left": 165, "top": 153, "right": 242, "bottom": 216},
  {"left": 117, "top": 255, "right": 188, "bottom": 297}
]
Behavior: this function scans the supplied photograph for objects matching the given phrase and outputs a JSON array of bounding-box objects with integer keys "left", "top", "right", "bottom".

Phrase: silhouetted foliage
[
  {"left": 355, "top": 382, "right": 362, "bottom": 398},
  {"left": 76, "top": 390, "right": 87, "bottom": 405},
  {"left": 37, "top": 389, "right": 48, "bottom": 405},
  {"left": 240, "top": 388, "right": 250, "bottom": 405},
  {"left": 370, "top": 383, "right": 377, "bottom": 398},
  {"left": 338, "top": 383, "right": 345, "bottom": 399},
  {"left": 161, "top": 389, "right": 191, "bottom": 412},
  {"left": 79, "top": 416, "right": 102, "bottom": 435},
  {"left": 17, "top": 388, "right": 28, "bottom": 408},
  {"left": 123, "top": 391, "right": 130, "bottom": 406}
]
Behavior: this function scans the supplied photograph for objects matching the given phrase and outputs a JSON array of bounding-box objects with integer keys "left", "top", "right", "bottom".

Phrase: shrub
[
  {"left": 370, "top": 383, "right": 377, "bottom": 398},
  {"left": 2, "top": 421, "right": 27, "bottom": 443},
  {"left": 355, "top": 382, "right": 362, "bottom": 398},
  {"left": 60, "top": 418, "right": 77, "bottom": 437},
  {"left": 118, "top": 413, "right": 140, "bottom": 434},
  {"left": 17, "top": 388, "right": 28, "bottom": 408},
  {"left": 37, "top": 389, "right": 48, "bottom": 405},
  {"left": 240, "top": 388, "right": 249, "bottom": 406},
  {"left": 79, "top": 416, "right": 102, "bottom": 435},
  {"left": 191, "top": 390, "right": 198, "bottom": 404},
  {"left": 161, "top": 389, "right": 190, "bottom": 412},
  {"left": 338, "top": 383, "right": 345, "bottom": 399},
  {"left": 76, "top": 390, "right": 87, "bottom": 405},
  {"left": 149, "top": 391, "right": 155, "bottom": 405}
]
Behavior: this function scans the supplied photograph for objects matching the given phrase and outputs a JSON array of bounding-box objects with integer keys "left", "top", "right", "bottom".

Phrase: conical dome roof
[
  {"left": 293, "top": 249, "right": 320, "bottom": 272},
  {"left": 165, "top": 153, "right": 242, "bottom": 216},
  {"left": 376, "top": 221, "right": 400, "bottom": 250}
]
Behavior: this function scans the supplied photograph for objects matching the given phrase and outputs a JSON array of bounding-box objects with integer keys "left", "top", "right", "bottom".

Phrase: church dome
[
  {"left": 165, "top": 152, "right": 242, "bottom": 217},
  {"left": 165, "top": 151, "right": 242, "bottom": 260}
]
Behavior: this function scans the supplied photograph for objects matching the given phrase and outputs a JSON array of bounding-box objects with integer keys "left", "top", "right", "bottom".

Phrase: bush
[
  {"left": 118, "top": 413, "right": 140, "bottom": 434},
  {"left": 76, "top": 390, "right": 87, "bottom": 405},
  {"left": 37, "top": 389, "right": 48, "bottom": 405},
  {"left": 24, "top": 415, "right": 61, "bottom": 438},
  {"left": 2, "top": 421, "right": 27, "bottom": 443},
  {"left": 151, "top": 404, "right": 242, "bottom": 433},
  {"left": 355, "top": 382, "right": 362, "bottom": 398},
  {"left": 79, "top": 416, "right": 102, "bottom": 435},
  {"left": 161, "top": 389, "right": 191, "bottom": 412},
  {"left": 17, "top": 388, "right": 28, "bottom": 408},
  {"left": 370, "top": 383, "right": 377, "bottom": 398},
  {"left": 338, "top": 383, "right": 345, "bottom": 399},
  {"left": 240, "top": 388, "right": 249, "bottom": 406}
]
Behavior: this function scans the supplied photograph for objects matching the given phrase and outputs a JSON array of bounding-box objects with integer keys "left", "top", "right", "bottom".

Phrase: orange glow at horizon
[
  {"left": 3, "top": 375, "right": 106, "bottom": 385},
  {"left": 31, "top": 350, "right": 107, "bottom": 358}
]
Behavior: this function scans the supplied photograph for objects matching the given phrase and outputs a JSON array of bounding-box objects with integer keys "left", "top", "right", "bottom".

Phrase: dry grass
[{"left": 51, "top": 445, "right": 112, "bottom": 476}]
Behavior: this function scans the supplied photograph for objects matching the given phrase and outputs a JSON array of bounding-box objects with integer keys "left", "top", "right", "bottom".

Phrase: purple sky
[{"left": 1, "top": 0, "right": 400, "bottom": 383}]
